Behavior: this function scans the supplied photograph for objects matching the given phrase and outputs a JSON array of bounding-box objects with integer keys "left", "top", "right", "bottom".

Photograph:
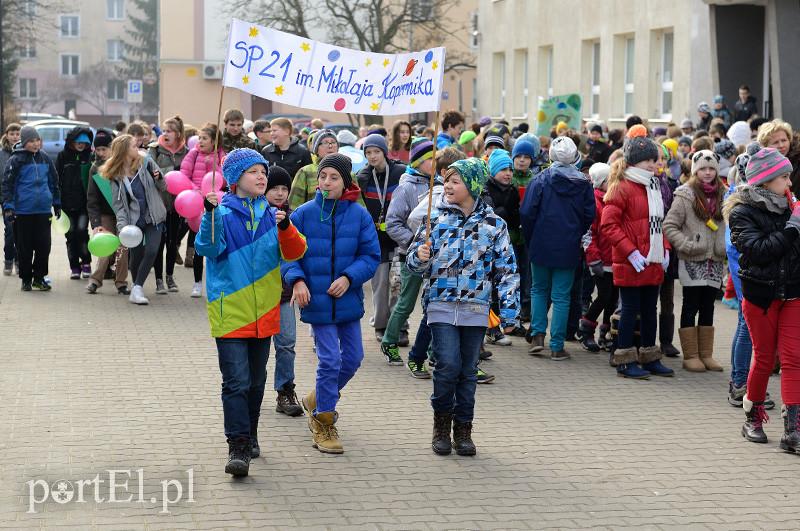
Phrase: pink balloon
[
  {"left": 187, "top": 135, "right": 199, "bottom": 150},
  {"left": 201, "top": 171, "right": 226, "bottom": 195},
  {"left": 174, "top": 190, "right": 204, "bottom": 219},
  {"left": 165, "top": 171, "right": 193, "bottom": 195},
  {"left": 187, "top": 215, "right": 202, "bottom": 233}
]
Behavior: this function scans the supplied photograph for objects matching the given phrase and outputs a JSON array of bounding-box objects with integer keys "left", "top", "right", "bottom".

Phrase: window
[
  {"left": 623, "top": 37, "right": 635, "bottom": 115},
  {"left": 472, "top": 77, "right": 478, "bottom": 112},
  {"left": 18, "top": 43, "right": 36, "bottom": 59},
  {"left": 60, "top": 15, "right": 79, "bottom": 37},
  {"left": 107, "top": 39, "right": 123, "bottom": 62},
  {"left": 19, "top": 79, "right": 37, "bottom": 99},
  {"left": 60, "top": 54, "right": 80, "bottom": 76},
  {"left": 107, "top": 0, "right": 125, "bottom": 19},
  {"left": 591, "top": 41, "right": 600, "bottom": 118},
  {"left": 545, "top": 47, "right": 553, "bottom": 97},
  {"left": 514, "top": 49, "right": 528, "bottom": 116},
  {"left": 660, "top": 31, "right": 674, "bottom": 118},
  {"left": 493, "top": 52, "right": 506, "bottom": 116},
  {"left": 38, "top": 128, "right": 62, "bottom": 143},
  {"left": 22, "top": 0, "right": 36, "bottom": 15},
  {"left": 108, "top": 80, "right": 126, "bottom": 101},
  {"left": 469, "top": 11, "right": 479, "bottom": 49}
]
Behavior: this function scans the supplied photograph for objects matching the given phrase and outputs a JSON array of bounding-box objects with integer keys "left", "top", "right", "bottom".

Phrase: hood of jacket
[
  {"left": 265, "top": 137, "right": 304, "bottom": 155},
  {"left": 546, "top": 162, "right": 590, "bottom": 197},
  {"left": 156, "top": 135, "right": 186, "bottom": 155},
  {"left": 400, "top": 166, "right": 429, "bottom": 186},
  {"left": 65, "top": 126, "right": 94, "bottom": 148}
]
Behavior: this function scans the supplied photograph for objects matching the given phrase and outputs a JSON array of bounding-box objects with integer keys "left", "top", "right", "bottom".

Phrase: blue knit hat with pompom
[{"left": 222, "top": 148, "right": 268, "bottom": 185}]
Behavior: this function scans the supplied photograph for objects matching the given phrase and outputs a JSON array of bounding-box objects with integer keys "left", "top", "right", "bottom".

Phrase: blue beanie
[
  {"left": 488, "top": 149, "right": 513, "bottom": 177},
  {"left": 362, "top": 133, "right": 388, "bottom": 158},
  {"left": 222, "top": 148, "right": 268, "bottom": 186},
  {"left": 511, "top": 136, "right": 540, "bottom": 160}
]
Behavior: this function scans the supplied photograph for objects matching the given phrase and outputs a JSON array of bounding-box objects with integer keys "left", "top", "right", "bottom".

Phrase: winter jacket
[
  {"left": 520, "top": 162, "right": 595, "bottom": 269},
  {"left": 86, "top": 159, "right": 115, "bottom": 228},
  {"left": 0, "top": 145, "right": 12, "bottom": 175},
  {"left": 601, "top": 178, "right": 671, "bottom": 287},
  {"left": 511, "top": 168, "right": 534, "bottom": 202},
  {"left": 586, "top": 139, "right": 611, "bottom": 164},
  {"left": 728, "top": 192, "right": 800, "bottom": 310},
  {"left": 222, "top": 132, "right": 255, "bottom": 153},
  {"left": 289, "top": 163, "right": 320, "bottom": 210},
  {"left": 485, "top": 177, "right": 522, "bottom": 246},
  {"left": 407, "top": 196, "right": 519, "bottom": 328},
  {"left": 663, "top": 184, "right": 726, "bottom": 262},
  {"left": 2, "top": 146, "right": 60, "bottom": 215},
  {"left": 356, "top": 160, "right": 405, "bottom": 261},
  {"left": 149, "top": 137, "right": 188, "bottom": 212},
  {"left": 385, "top": 166, "right": 429, "bottom": 253},
  {"left": 261, "top": 138, "right": 312, "bottom": 179},
  {"left": 281, "top": 187, "right": 380, "bottom": 325},
  {"left": 196, "top": 194, "right": 306, "bottom": 338},
  {"left": 435, "top": 132, "right": 457, "bottom": 150},
  {"left": 180, "top": 146, "right": 225, "bottom": 189},
  {"left": 110, "top": 158, "right": 167, "bottom": 232},
  {"left": 408, "top": 182, "right": 442, "bottom": 236},
  {"left": 711, "top": 106, "right": 732, "bottom": 129},
  {"left": 698, "top": 115, "right": 713, "bottom": 133},
  {"left": 734, "top": 96, "right": 759, "bottom": 122},
  {"left": 724, "top": 184, "right": 744, "bottom": 300},
  {"left": 55, "top": 126, "right": 94, "bottom": 212},
  {"left": 585, "top": 189, "right": 612, "bottom": 268}
]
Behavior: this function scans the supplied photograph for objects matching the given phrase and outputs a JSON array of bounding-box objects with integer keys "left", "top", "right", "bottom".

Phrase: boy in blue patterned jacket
[{"left": 408, "top": 157, "right": 519, "bottom": 456}]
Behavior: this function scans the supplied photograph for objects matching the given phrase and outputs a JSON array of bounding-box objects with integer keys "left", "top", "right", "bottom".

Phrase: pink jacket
[{"left": 180, "top": 146, "right": 225, "bottom": 189}]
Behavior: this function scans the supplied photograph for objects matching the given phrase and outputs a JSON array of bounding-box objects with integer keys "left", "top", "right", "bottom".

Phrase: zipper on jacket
[{"left": 331, "top": 209, "right": 337, "bottom": 321}]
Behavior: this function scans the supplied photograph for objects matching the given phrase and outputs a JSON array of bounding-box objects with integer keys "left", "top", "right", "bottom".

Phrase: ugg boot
[
  {"left": 597, "top": 323, "right": 612, "bottom": 351},
  {"left": 432, "top": 412, "right": 453, "bottom": 455},
  {"left": 638, "top": 345, "right": 674, "bottom": 377},
  {"left": 678, "top": 327, "right": 705, "bottom": 372},
  {"left": 742, "top": 395, "right": 769, "bottom": 444},
  {"left": 225, "top": 436, "right": 251, "bottom": 476},
  {"left": 452, "top": 421, "right": 477, "bottom": 456},
  {"left": 614, "top": 347, "right": 650, "bottom": 379},
  {"left": 697, "top": 326, "right": 723, "bottom": 371},
  {"left": 659, "top": 313, "right": 680, "bottom": 357},
  {"left": 578, "top": 318, "right": 600, "bottom": 352},
  {"left": 780, "top": 404, "right": 800, "bottom": 453},
  {"left": 311, "top": 411, "right": 343, "bottom": 454}
]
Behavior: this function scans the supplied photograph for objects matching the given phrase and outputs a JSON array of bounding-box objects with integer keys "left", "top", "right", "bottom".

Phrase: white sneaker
[
  {"left": 191, "top": 282, "right": 203, "bottom": 298},
  {"left": 129, "top": 285, "right": 149, "bottom": 305}
]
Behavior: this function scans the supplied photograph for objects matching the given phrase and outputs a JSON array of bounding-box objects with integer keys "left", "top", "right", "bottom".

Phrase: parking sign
[{"left": 127, "top": 80, "right": 143, "bottom": 103}]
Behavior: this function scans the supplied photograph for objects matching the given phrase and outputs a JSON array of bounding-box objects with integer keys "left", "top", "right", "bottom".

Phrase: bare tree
[{"left": 43, "top": 62, "right": 121, "bottom": 118}]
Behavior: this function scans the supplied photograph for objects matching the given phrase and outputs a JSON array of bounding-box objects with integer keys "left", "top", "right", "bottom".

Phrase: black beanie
[
  {"left": 267, "top": 165, "right": 291, "bottom": 192},
  {"left": 318, "top": 153, "right": 353, "bottom": 189},
  {"left": 93, "top": 128, "right": 114, "bottom": 148}
]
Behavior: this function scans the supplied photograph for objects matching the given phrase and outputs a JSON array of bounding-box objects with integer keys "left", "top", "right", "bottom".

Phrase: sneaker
[
  {"left": 407, "top": 359, "right": 431, "bottom": 379},
  {"left": 129, "top": 285, "right": 149, "bottom": 305},
  {"left": 486, "top": 329, "right": 511, "bottom": 346},
  {"left": 174, "top": 249, "right": 183, "bottom": 265},
  {"left": 550, "top": 349, "right": 571, "bottom": 361},
  {"left": 21, "top": 281, "right": 32, "bottom": 291},
  {"left": 70, "top": 267, "right": 80, "bottom": 280},
  {"left": 191, "top": 282, "right": 202, "bottom": 298},
  {"left": 86, "top": 283, "right": 98, "bottom": 294},
  {"left": 3, "top": 261, "right": 12, "bottom": 276},
  {"left": 528, "top": 333, "right": 545, "bottom": 354},
  {"left": 166, "top": 275, "right": 179, "bottom": 292},
  {"left": 81, "top": 264, "right": 91, "bottom": 278},
  {"left": 728, "top": 383, "right": 746, "bottom": 407},
  {"left": 398, "top": 329, "right": 410, "bottom": 347},
  {"left": 117, "top": 285, "right": 131, "bottom": 295},
  {"left": 32, "top": 279, "right": 51, "bottom": 291},
  {"left": 508, "top": 326, "right": 528, "bottom": 338},
  {"left": 479, "top": 345, "right": 493, "bottom": 360},
  {"left": 476, "top": 367, "right": 495, "bottom": 384},
  {"left": 155, "top": 279, "right": 168, "bottom": 294},
  {"left": 381, "top": 343, "right": 403, "bottom": 366}
]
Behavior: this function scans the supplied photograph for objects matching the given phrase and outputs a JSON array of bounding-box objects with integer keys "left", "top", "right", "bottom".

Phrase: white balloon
[{"left": 119, "top": 225, "right": 143, "bottom": 248}]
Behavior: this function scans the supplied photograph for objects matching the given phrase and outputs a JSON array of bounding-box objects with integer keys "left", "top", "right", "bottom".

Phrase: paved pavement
[{"left": 0, "top": 233, "right": 796, "bottom": 530}]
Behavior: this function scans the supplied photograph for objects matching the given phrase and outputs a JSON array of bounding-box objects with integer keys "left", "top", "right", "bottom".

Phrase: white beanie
[
  {"left": 549, "top": 136, "right": 580, "bottom": 165},
  {"left": 589, "top": 162, "right": 611, "bottom": 189},
  {"left": 727, "top": 121, "right": 751, "bottom": 148}
]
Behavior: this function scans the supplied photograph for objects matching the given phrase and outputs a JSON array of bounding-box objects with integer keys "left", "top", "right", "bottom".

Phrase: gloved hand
[
  {"left": 627, "top": 250, "right": 647, "bottom": 273},
  {"left": 662, "top": 250, "right": 670, "bottom": 271},
  {"left": 588, "top": 260, "right": 604, "bottom": 276},
  {"left": 53, "top": 206, "right": 61, "bottom": 219},
  {"left": 204, "top": 193, "right": 218, "bottom": 213},
  {"left": 788, "top": 204, "right": 800, "bottom": 232}
]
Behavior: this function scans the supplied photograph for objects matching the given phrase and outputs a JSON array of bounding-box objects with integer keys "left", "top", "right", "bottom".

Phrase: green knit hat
[{"left": 448, "top": 157, "right": 488, "bottom": 199}]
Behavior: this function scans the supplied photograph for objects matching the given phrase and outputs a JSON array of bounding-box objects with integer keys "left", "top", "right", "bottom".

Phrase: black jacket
[
  {"left": 729, "top": 201, "right": 800, "bottom": 309},
  {"left": 55, "top": 126, "right": 94, "bottom": 212},
  {"left": 586, "top": 139, "right": 611, "bottom": 164},
  {"left": 261, "top": 138, "right": 312, "bottom": 180},
  {"left": 356, "top": 160, "right": 405, "bottom": 261},
  {"left": 734, "top": 96, "right": 759, "bottom": 122},
  {"left": 485, "top": 177, "right": 520, "bottom": 233}
]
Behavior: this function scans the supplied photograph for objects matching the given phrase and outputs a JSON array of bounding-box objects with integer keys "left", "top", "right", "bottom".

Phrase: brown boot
[
  {"left": 184, "top": 246, "right": 195, "bottom": 268},
  {"left": 678, "top": 327, "right": 706, "bottom": 372},
  {"left": 311, "top": 412, "right": 343, "bottom": 454},
  {"left": 698, "top": 325, "right": 723, "bottom": 371}
]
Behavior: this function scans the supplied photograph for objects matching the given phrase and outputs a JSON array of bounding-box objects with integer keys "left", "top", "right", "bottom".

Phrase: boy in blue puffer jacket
[
  {"left": 282, "top": 153, "right": 380, "bottom": 455},
  {"left": 408, "top": 157, "right": 519, "bottom": 457},
  {"left": 2, "top": 126, "right": 61, "bottom": 291}
]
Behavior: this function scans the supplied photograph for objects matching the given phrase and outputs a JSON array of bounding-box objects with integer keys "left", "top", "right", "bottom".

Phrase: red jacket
[
  {"left": 601, "top": 179, "right": 671, "bottom": 287},
  {"left": 585, "top": 189, "right": 612, "bottom": 267}
]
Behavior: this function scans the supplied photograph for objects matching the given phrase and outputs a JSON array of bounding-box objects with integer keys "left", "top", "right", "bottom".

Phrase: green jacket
[{"left": 289, "top": 163, "right": 319, "bottom": 210}]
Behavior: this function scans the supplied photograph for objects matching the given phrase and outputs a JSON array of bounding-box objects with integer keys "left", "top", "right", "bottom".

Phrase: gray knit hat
[
  {"left": 714, "top": 139, "right": 736, "bottom": 160},
  {"left": 20, "top": 126, "right": 40, "bottom": 148},
  {"left": 623, "top": 136, "right": 659, "bottom": 165},
  {"left": 311, "top": 129, "right": 337, "bottom": 155},
  {"left": 745, "top": 148, "right": 792, "bottom": 186},
  {"left": 318, "top": 153, "right": 353, "bottom": 189}
]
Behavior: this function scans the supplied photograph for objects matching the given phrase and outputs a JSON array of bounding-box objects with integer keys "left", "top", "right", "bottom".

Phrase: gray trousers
[{"left": 370, "top": 261, "right": 397, "bottom": 330}]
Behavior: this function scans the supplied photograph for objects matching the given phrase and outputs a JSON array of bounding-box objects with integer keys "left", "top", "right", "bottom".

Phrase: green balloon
[{"left": 88, "top": 233, "right": 120, "bottom": 257}]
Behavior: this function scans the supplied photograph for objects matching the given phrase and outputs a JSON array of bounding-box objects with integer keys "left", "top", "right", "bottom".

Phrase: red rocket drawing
[{"left": 404, "top": 59, "right": 418, "bottom": 76}]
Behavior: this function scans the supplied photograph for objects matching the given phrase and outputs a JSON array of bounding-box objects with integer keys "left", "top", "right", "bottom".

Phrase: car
[
  {"left": 26, "top": 119, "right": 94, "bottom": 159},
  {"left": 16, "top": 112, "right": 65, "bottom": 124}
]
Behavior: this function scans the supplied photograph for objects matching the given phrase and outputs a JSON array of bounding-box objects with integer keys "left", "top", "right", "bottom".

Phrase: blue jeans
[
  {"left": 429, "top": 323, "right": 485, "bottom": 423},
  {"left": 3, "top": 213, "right": 15, "bottom": 263},
  {"left": 311, "top": 320, "right": 364, "bottom": 414},
  {"left": 266, "top": 301, "right": 297, "bottom": 391},
  {"left": 216, "top": 337, "right": 269, "bottom": 441},
  {"left": 730, "top": 306, "right": 753, "bottom": 387},
  {"left": 617, "top": 286, "right": 659, "bottom": 349},
  {"left": 513, "top": 244, "right": 531, "bottom": 316},
  {"left": 408, "top": 307, "right": 432, "bottom": 364},
  {"left": 531, "top": 264, "right": 575, "bottom": 351}
]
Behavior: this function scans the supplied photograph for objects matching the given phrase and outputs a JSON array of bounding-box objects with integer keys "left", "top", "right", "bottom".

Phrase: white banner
[{"left": 222, "top": 19, "right": 446, "bottom": 116}]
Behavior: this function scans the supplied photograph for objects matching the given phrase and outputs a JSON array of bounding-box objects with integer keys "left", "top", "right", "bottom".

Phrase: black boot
[
  {"left": 742, "top": 396, "right": 769, "bottom": 444},
  {"left": 276, "top": 383, "right": 304, "bottom": 417},
  {"left": 780, "top": 404, "right": 800, "bottom": 453},
  {"left": 225, "top": 436, "right": 251, "bottom": 476},
  {"left": 432, "top": 412, "right": 452, "bottom": 455},
  {"left": 452, "top": 421, "right": 477, "bottom": 456},
  {"left": 578, "top": 318, "right": 600, "bottom": 352},
  {"left": 250, "top": 425, "right": 260, "bottom": 458},
  {"left": 659, "top": 313, "right": 680, "bottom": 357}
]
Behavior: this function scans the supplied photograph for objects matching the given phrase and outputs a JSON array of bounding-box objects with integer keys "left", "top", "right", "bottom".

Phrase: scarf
[
  {"left": 624, "top": 166, "right": 665, "bottom": 264},
  {"left": 737, "top": 185, "right": 789, "bottom": 215},
  {"left": 700, "top": 181, "right": 719, "bottom": 217}
]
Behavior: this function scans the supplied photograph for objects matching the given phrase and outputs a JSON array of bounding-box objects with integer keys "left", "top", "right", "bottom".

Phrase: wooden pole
[
  {"left": 210, "top": 85, "right": 226, "bottom": 241},
  {"left": 424, "top": 110, "right": 441, "bottom": 242}
]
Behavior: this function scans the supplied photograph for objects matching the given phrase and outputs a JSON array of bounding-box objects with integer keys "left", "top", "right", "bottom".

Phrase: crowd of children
[{"left": 5, "top": 94, "right": 800, "bottom": 475}]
